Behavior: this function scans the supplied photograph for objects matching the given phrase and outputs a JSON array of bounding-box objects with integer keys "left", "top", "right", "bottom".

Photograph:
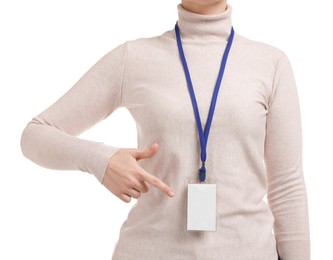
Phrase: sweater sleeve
[
  {"left": 264, "top": 53, "right": 311, "bottom": 260},
  {"left": 20, "top": 42, "right": 127, "bottom": 183}
]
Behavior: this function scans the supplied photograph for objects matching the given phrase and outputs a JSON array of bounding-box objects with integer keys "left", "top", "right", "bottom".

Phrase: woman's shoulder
[
  {"left": 115, "top": 29, "right": 177, "bottom": 60},
  {"left": 124, "top": 29, "right": 175, "bottom": 47},
  {"left": 234, "top": 32, "right": 287, "bottom": 61}
]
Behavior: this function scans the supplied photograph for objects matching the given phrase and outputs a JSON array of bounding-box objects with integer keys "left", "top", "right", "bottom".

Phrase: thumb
[{"left": 132, "top": 143, "right": 159, "bottom": 161}]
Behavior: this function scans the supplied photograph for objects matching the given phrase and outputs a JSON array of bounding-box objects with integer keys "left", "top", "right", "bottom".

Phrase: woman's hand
[{"left": 102, "top": 143, "right": 175, "bottom": 203}]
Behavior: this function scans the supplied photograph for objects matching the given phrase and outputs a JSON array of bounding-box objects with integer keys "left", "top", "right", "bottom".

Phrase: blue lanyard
[{"left": 175, "top": 22, "right": 235, "bottom": 182}]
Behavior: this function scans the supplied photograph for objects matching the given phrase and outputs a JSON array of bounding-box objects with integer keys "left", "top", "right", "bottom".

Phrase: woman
[{"left": 20, "top": 0, "right": 310, "bottom": 259}]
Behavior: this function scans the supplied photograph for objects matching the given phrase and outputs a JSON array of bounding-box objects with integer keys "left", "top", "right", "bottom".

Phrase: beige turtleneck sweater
[{"left": 20, "top": 4, "right": 310, "bottom": 260}]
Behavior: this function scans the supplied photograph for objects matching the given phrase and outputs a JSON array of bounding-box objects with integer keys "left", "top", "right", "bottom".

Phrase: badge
[{"left": 186, "top": 182, "right": 217, "bottom": 231}]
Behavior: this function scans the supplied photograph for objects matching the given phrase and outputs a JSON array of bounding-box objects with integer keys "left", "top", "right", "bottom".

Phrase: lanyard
[{"left": 175, "top": 22, "right": 235, "bottom": 182}]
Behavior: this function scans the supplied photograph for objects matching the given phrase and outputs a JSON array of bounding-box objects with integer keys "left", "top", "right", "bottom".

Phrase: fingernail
[{"left": 168, "top": 191, "right": 175, "bottom": 197}]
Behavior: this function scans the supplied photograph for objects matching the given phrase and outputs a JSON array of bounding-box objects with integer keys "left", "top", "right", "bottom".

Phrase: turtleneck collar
[{"left": 176, "top": 3, "right": 233, "bottom": 41}]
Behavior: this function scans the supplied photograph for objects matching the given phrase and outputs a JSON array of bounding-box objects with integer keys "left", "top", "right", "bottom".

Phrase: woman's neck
[
  {"left": 176, "top": 3, "right": 232, "bottom": 41},
  {"left": 181, "top": 1, "right": 227, "bottom": 15}
]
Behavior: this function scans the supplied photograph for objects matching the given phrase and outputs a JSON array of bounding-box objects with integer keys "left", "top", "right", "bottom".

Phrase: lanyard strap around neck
[{"left": 175, "top": 22, "right": 235, "bottom": 182}]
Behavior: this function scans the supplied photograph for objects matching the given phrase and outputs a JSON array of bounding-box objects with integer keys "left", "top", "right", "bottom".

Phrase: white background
[{"left": 1, "top": 0, "right": 332, "bottom": 259}]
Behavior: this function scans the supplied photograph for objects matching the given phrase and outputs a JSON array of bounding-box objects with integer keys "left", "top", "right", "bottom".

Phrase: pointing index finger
[{"left": 142, "top": 172, "right": 174, "bottom": 197}]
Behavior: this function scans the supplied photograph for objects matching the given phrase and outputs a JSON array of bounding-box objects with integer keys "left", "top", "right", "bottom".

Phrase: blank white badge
[{"left": 187, "top": 183, "right": 217, "bottom": 231}]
